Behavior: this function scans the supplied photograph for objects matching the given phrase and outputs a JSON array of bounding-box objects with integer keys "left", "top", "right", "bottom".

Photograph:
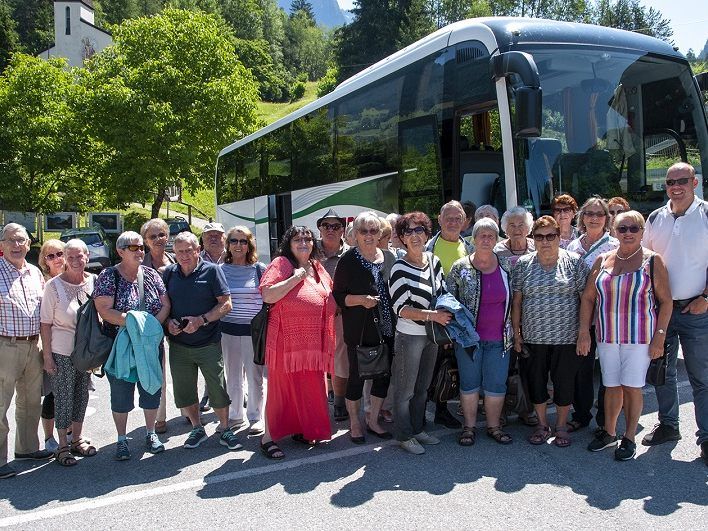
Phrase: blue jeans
[
  {"left": 655, "top": 309, "right": 708, "bottom": 445},
  {"left": 454, "top": 340, "right": 509, "bottom": 396}
]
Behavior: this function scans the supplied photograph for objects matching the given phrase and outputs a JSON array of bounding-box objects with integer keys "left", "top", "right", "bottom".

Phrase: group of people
[{"left": 0, "top": 162, "right": 706, "bottom": 478}]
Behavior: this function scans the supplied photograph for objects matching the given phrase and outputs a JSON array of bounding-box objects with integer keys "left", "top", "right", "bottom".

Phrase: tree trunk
[{"left": 151, "top": 193, "right": 164, "bottom": 219}]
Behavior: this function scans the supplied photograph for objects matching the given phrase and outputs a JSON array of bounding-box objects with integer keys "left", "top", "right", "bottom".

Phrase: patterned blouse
[
  {"left": 353, "top": 247, "right": 394, "bottom": 337},
  {"left": 566, "top": 232, "right": 619, "bottom": 268},
  {"left": 93, "top": 266, "right": 166, "bottom": 317}
]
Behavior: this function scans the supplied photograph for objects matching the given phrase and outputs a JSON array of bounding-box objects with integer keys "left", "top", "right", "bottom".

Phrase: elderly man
[
  {"left": 425, "top": 201, "right": 474, "bottom": 429},
  {"left": 200, "top": 222, "right": 226, "bottom": 264},
  {"left": 0, "top": 223, "right": 52, "bottom": 479},
  {"left": 642, "top": 162, "right": 708, "bottom": 464},
  {"left": 315, "top": 208, "right": 350, "bottom": 422},
  {"left": 164, "top": 232, "right": 239, "bottom": 451}
]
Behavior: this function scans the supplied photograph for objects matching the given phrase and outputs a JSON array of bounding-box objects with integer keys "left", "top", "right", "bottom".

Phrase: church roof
[{"left": 56, "top": 0, "right": 95, "bottom": 9}]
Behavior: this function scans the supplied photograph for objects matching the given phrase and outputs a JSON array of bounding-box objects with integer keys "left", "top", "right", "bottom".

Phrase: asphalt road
[{"left": 0, "top": 355, "right": 706, "bottom": 530}]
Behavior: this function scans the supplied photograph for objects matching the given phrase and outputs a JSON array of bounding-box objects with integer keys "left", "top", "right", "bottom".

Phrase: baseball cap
[{"left": 202, "top": 222, "right": 225, "bottom": 233}]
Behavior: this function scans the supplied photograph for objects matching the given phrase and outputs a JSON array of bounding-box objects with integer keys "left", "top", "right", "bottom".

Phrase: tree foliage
[{"left": 0, "top": 0, "right": 19, "bottom": 71}]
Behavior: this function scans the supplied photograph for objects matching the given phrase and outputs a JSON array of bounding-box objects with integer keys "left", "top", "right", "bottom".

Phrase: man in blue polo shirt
[{"left": 163, "top": 232, "right": 239, "bottom": 451}]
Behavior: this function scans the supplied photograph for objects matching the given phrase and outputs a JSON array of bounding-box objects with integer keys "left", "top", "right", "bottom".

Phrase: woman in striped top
[
  {"left": 389, "top": 212, "right": 452, "bottom": 455},
  {"left": 578, "top": 211, "right": 672, "bottom": 460}
]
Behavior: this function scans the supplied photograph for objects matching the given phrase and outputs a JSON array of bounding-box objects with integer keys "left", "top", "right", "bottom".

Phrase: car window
[{"left": 79, "top": 233, "right": 103, "bottom": 246}]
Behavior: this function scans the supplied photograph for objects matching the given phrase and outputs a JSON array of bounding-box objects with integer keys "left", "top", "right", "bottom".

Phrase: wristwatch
[{"left": 201, "top": 314, "right": 209, "bottom": 326}]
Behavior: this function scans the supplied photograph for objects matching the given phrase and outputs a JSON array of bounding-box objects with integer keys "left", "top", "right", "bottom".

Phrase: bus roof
[{"left": 218, "top": 17, "right": 683, "bottom": 158}]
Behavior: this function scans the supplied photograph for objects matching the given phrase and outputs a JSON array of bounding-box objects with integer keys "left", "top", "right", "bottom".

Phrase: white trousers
[{"left": 221, "top": 333, "right": 266, "bottom": 422}]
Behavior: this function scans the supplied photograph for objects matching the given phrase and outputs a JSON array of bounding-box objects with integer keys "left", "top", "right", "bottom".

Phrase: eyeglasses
[
  {"left": 147, "top": 232, "right": 167, "bottom": 240},
  {"left": 45, "top": 251, "right": 64, "bottom": 260},
  {"left": 403, "top": 226, "right": 427, "bottom": 236},
  {"left": 553, "top": 207, "right": 574, "bottom": 214},
  {"left": 2, "top": 237, "right": 28, "bottom": 245},
  {"left": 292, "top": 237, "right": 313, "bottom": 244},
  {"left": 228, "top": 238, "right": 249, "bottom": 246},
  {"left": 583, "top": 211, "right": 606, "bottom": 218},
  {"left": 121, "top": 244, "right": 144, "bottom": 252},
  {"left": 665, "top": 177, "right": 691, "bottom": 187},
  {"left": 608, "top": 209, "right": 626, "bottom": 216},
  {"left": 616, "top": 225, "right": 641, "bottom": 234},
  {"left": 532, "top": 233, "right": 559, "bottom": 242},
  {"left": 358, "top": 228, "right": 380, "bottom": 236},
  {"left": 320, "top": 222, "right": 343, "bottom": 231}
]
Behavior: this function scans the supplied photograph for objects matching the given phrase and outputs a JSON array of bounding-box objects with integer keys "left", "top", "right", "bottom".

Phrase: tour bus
[{"left": 215, "top": 17, "right": 708, "bottom": 259}]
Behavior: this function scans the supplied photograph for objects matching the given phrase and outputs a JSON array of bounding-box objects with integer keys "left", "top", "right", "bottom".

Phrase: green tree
[
  {"left": 290, "top": 0, "right": 315, "bottom": 21},
  {"left": 100, "top": 0, "right": 141, "bottom": 25},
  {"left": 430, "top": 0, "right": 491, "bottom": 28},
  {"left": 9, "top": 0, "right": 53, "bottom": 56},
  {"left": 0, "top": 54, "right": 93, "bottom": 213},
  {"left": 81, "top": 8, "right": 260, "bottom": 217},
  {"left": 221, "top": 0, "right": 264, "bottom": 40},
  {"left": 0, "top": 0, "right": 20, "bottom": 71},
  {"left": 284, "top": 10, "right": 331, "bottom": 80}
]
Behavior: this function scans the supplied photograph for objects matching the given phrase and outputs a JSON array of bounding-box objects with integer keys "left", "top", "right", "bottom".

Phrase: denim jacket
[
  {"left": 445, "top": 253, "right": 514, "bottom": 351},
  {"left": 433, "top": 292, "right": 480, "bottom": 349}
]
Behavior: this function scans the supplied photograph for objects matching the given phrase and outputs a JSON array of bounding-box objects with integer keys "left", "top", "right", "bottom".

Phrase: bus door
[
  {"left": 267, "top": 193, "right": 292, "bottom": 258},
  {"left": 455, "top": 107, "right": 506, "bottom": 213}
]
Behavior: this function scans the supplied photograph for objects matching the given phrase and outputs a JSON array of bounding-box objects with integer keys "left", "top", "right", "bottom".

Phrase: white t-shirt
[
  {"left": 643, "top": 196, "right": 708, "bottom": 300},
  {"left": 40, "top": 275, "right": 95, "bottom": 356}
]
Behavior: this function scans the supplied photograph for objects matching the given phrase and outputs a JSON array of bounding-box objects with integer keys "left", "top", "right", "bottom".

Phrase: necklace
[
  {"left": 616, "top": 247, "right": 642, "bottom": 261},
  {"left": 505, "top": 240, "right": 527, "bottom": 256}
]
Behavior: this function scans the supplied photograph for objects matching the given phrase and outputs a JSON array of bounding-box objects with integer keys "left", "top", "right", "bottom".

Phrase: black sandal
[
  {"left": 458, "top": 426, "right": 476, "bottom": 446},
  {"left": 260, "top": 441, "right": 285, "bottom": 459},
  {"left": 291, "top": 434, "right": 316, "bottom": 446},
  {"left": 486, "top": 426, "right": 513, "bottom": 445},
  {"left": 56, "top": 446, "right": 77, "bottom": 467}
]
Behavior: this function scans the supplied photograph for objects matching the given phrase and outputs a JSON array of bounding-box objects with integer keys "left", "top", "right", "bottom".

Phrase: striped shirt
[
  {"left": 595, "top": 255, "right": 656, "bottom": 344},
  {"left": 389, "top": 253, "right": 444, "bottom": 335},
  {"left": 0, "top": 257, "right": 45, "bottom": 336},
  {"left": 220, "top": 262, "right": 264, "bottom": 336}
]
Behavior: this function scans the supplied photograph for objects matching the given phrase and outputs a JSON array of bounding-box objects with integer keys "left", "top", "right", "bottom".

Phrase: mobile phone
[{"left": 178, "top": 318, "right": 190, "bottom": 330}]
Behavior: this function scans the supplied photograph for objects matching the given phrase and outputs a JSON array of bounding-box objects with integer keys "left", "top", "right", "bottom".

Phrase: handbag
[
  {"left": 424, "top": 253, "right": 453, "bottom": 347},
  {"left": 428, "top": 352, "right": 459, "bottom": 402},
  {"left": 645, "top": 254, "right": 667, "bottom": 386},
  {"left": 251, "top": 264, "right": 268, "bottom": 366},
  {"left": 356, "top": 309, "right": 390, "bottom": 380}
]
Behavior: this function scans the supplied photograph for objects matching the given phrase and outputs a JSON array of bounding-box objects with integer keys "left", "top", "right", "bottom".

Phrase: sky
[{"left": 335, "top": 0, "right": 707, "bottom": 56}]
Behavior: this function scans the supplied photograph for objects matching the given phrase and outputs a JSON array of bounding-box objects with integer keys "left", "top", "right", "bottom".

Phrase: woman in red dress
[{"left": 259, "top": 226, "right": 336, "bottom": 459}]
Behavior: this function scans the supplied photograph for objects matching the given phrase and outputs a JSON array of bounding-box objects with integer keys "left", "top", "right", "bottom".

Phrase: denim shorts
[
  {"left": 107, "top": 348, "right": 163, "bottom": 413},
  {"left": 454, "top": 340, "right": 509, "bottom": 396}
]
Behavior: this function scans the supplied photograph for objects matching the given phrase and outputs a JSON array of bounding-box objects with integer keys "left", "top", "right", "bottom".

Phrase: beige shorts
[{"left": 333, "top": 313, "right": 349, "bottom": 379}]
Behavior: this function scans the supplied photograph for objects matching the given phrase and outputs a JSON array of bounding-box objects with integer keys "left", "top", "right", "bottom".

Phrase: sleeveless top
[{"left": 595, "top": 254, "right": 656, "bottom": 344}]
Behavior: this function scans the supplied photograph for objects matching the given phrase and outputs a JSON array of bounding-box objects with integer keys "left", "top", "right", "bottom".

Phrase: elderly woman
[
  {"left": 220, "top": 226, "right": 267, "bottom": 435},
  {"left": 258, "top": 226, "right": 336, "bottom": 459},
  {"left": 389, "top": 212, "right": 452, "bottom": 455},
  {"left": 474, "top": 204, "right": 500, "bottom": 226},
  {"left": 37, "top": 239, "right": 67, "bottom": 452},
  {"left": 446, "top": 218, "right": 514, "bottom": 446},
  {"left": 140, "top": 218, "right": 176, "bottom": 434},
  {"left": 512, "top": 216, "right": 589, "bottom": 447},
  {"left": 333, "top": 212, "right": 397, "bottom": 444},
  {"left": 94, "top": 231, "right": 171, "bottom": 461},
  {"left": 494, "top": 206, "right": 535, "bottom": 268},
  {"left": 552, "top": 194, "right": 580, "bottom": 249},
  {"left": 607, "top": 197, "right": 630, "bottom": 237},
  {"left": 566, "top": 197, "right": 619, "bottom": 433},
  {"left": 39, "top": 239, "right": 96, "bottom": 466},
  {"left": 579, "top": 211, "right": 672, "bottom": 460}
]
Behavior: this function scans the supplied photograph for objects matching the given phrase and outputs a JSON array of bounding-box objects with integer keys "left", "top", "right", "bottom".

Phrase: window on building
[{"left": 66, "top": 7, "right": 71, "bottom": 35}]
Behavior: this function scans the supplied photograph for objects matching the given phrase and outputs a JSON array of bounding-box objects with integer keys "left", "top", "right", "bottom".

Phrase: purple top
[{"left": 476, "top": 266, "right": 505, "bottom": 341}]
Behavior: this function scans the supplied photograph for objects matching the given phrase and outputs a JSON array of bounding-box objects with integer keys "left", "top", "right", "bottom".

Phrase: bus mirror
[{"left": 515, "top": 86, "right": 542, "bottom": 137}]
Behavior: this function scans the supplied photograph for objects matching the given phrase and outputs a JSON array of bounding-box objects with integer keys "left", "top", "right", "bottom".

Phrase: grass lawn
[{"left": 257, "top": 81, "right": 319, "bottom": 125}]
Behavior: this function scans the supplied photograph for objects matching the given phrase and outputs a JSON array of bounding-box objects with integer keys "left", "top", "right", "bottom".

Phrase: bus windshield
[{"left": 511, "top": 46, "right": 708, "bottom": 215}]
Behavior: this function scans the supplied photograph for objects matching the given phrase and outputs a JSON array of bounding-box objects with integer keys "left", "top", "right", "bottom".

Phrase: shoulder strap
[
  {"left": 649, "top": 253, "right": 656, "bottom": 294},
  {"left": 163, "top": 265, "right": 174, "bottom": 291},
  {"left": 255, "top": 262, "right": 265, "bottom": 283},
  {"left": 137, "top": 266, "right": 145, "bottom": 311},
  {"left": 427, "top": 252, "right": 438, "bottom": 295},
  {"left": 112, "top": 266, "right": 121, "bottom": 305},
  {"left": 586, "top": 234, "right": 609, "bottom": 257}
]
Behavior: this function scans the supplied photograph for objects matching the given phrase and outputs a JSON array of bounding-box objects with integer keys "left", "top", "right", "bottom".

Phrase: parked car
[
  {"left": 165, "top": 216, "right": 192, "bottom": 252},
  {"left": 60, "top": 225, "right": 115, "bottom": 272}
]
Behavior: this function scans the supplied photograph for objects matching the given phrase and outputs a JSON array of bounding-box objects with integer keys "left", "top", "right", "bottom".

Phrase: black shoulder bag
[
  {"left": 424, "top": 253, "right": 453, "bottom": 347},
  {"left": 646, "top": 254, "right": 667, "bottom": 386},
  {"left": 356, "top": 308, "right": 390, "bottom": 380},
  {"left": 251, "top": 263, "right": 268, "bottom": 366}
]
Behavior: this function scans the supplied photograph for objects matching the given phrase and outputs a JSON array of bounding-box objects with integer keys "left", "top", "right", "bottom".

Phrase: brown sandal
[
  {"left": 528, "top": 425, "right": 552, "bottom": 445},
  {"left": 71, "top": 438, "right": 97, "bottom": 457},
  {"left": 487, "top": 426, "right": 512, "bottom": 445},
  {"left": 56, "top": 446, "right": 77, "bottom": 467},
  {"left": 458, "top": 426, "right": 476, "bottom": 446}
]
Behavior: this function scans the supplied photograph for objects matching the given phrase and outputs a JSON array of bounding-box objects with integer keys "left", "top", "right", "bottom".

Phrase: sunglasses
[
  {"left": 292, "top": 237, "right": 313, "bottom": 244},
  {"left": 403, "top": 226, "right": 427, "bottom": 236},
  {"left": 609, "top": 209, "right": 626, "bottom": 216},
  {"left": 229, "top": 238, "right": 249, "bottom": 246},
  {"left": 121, "top": 244, "right": 144, "bottom": 252},
  {"left": 616, "top": 225, "right": 641, "bottom": 234},
  {"left": 45, "top": 251, "right": 64, "bottom": 260},
  {"left": 147, "top": 232, "right": 167, "bottom": 240},
  {"left": 553, "top": 207, "right": 574, "bottom": 214},
  {"left": 583, "top": 211, "right": 607, "bottom": 218},
  {"left": 320, "top": 222, "right": 343, "bottom": 231},
  {"left": 665, "top": 177, "right": 691, "bottom": 187},
  {"left": 532, "top": 233, "right": 559, "bottom": 242},
  {"left": 358, "top": 228, "right": 380, "bottom": 236}
]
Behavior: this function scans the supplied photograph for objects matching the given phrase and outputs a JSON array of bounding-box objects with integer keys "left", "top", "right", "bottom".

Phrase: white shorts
[
  {"left": 597, "top": 342, "right": 651, "bottom": 388},
  {"left": 333, "top": 314, "right": 349, "bottom": 378}
]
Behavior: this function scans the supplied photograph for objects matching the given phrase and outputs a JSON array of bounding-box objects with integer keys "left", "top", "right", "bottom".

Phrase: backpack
[{"left": 71, "top": 268, "right": 120, "bottom": 374}]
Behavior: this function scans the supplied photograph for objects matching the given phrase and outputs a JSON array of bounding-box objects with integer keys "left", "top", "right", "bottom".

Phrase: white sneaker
[
  {"left": 414, "top": 431, "right": 440, "bottom": 445},
  {"left": 249, "top": 420, "right": 265, "bottom": 435},
  {"left": 400, "top": 438, "right": 425, "bottom": 455},
  {"left": 45, "top": 437, "right": 59, "bottom": 453}
]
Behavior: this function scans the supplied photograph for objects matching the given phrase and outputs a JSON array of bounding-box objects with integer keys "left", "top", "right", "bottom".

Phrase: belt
[
  {"left": 673, "top": 298, "right": 695, "bottom": 310},
  {"left": 0, "top": 334, "right": 39, "bottom": 342}
]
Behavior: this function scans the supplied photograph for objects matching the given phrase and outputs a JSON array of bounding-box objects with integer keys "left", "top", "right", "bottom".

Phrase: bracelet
[{"left": 425, "top": 311, "right": 430, "bottom": 322}]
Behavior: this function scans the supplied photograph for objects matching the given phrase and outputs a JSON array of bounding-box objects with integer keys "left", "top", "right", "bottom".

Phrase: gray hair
[
  {"left": 501, "top": 206, "right": 534, "bottom": 234},
  {"left": 174, "top": 231, "right": 199, "bottom": 249},
  {"left": 576, "top": 197, "right": 611, "bottom": 233},
  {"left": 352, "top": 211, "right": 381, "bottom": 233},
  {"left": 116, "top": 231, "right": 142, "bottom": 249},
  {"left": 64, "top": 238, "right": 89, "bottom": 255},
  {"left": 140, "top": 218, "right": 168, "bottom": 239},
  {"left": 474, "top": 204, "right": 499, "bottom": 223},
  {"left": 1, "top": 222, "right": 29, "bottom": 241},
  {"left": 439, "top": 200, "right": 465, "bottom": 217},
  {"left": 471, "top": 217, "right": 500, "bottom": 240},
  {"left": 385, "top": 213, "right": 400, "bottom": 225}
]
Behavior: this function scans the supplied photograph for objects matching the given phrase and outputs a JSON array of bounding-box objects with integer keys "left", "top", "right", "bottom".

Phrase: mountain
[
  {"left": 277, "top": 0, "right": 347, "bottom": 28},
  {"left": 699, "top": 39, "right": 708, "bottom": 60}
]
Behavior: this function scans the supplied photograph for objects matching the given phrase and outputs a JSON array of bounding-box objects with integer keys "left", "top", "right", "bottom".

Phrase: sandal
[
  {"left": 520, "top": 412, "right": 540, "bottom": 427},
  {"left": 260, "top": 441, "right": 285, "bottom": 460},
  {"left": 291, "top": 434, "right": 316, "bottom": 446},
  {"left": 553, "top": 428, "right": 571, "bottom": 448},
  {"left": 566, "top": 420, "right": 587, "bottom": 433},
  {"left": 528, "top": 425, "right": 552, "bottom": 445},
  {"left": 56, "top": 446, "right": 77, "bottom": 467},
  {"left": 486, "top": 426, "right": 512, "bottom": 445},
  {"left": 70, "top": 438, "right": 97, "bottom": 457},
  {"left": 458, "top": 426, "right": 476, "bottom": 446}
]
